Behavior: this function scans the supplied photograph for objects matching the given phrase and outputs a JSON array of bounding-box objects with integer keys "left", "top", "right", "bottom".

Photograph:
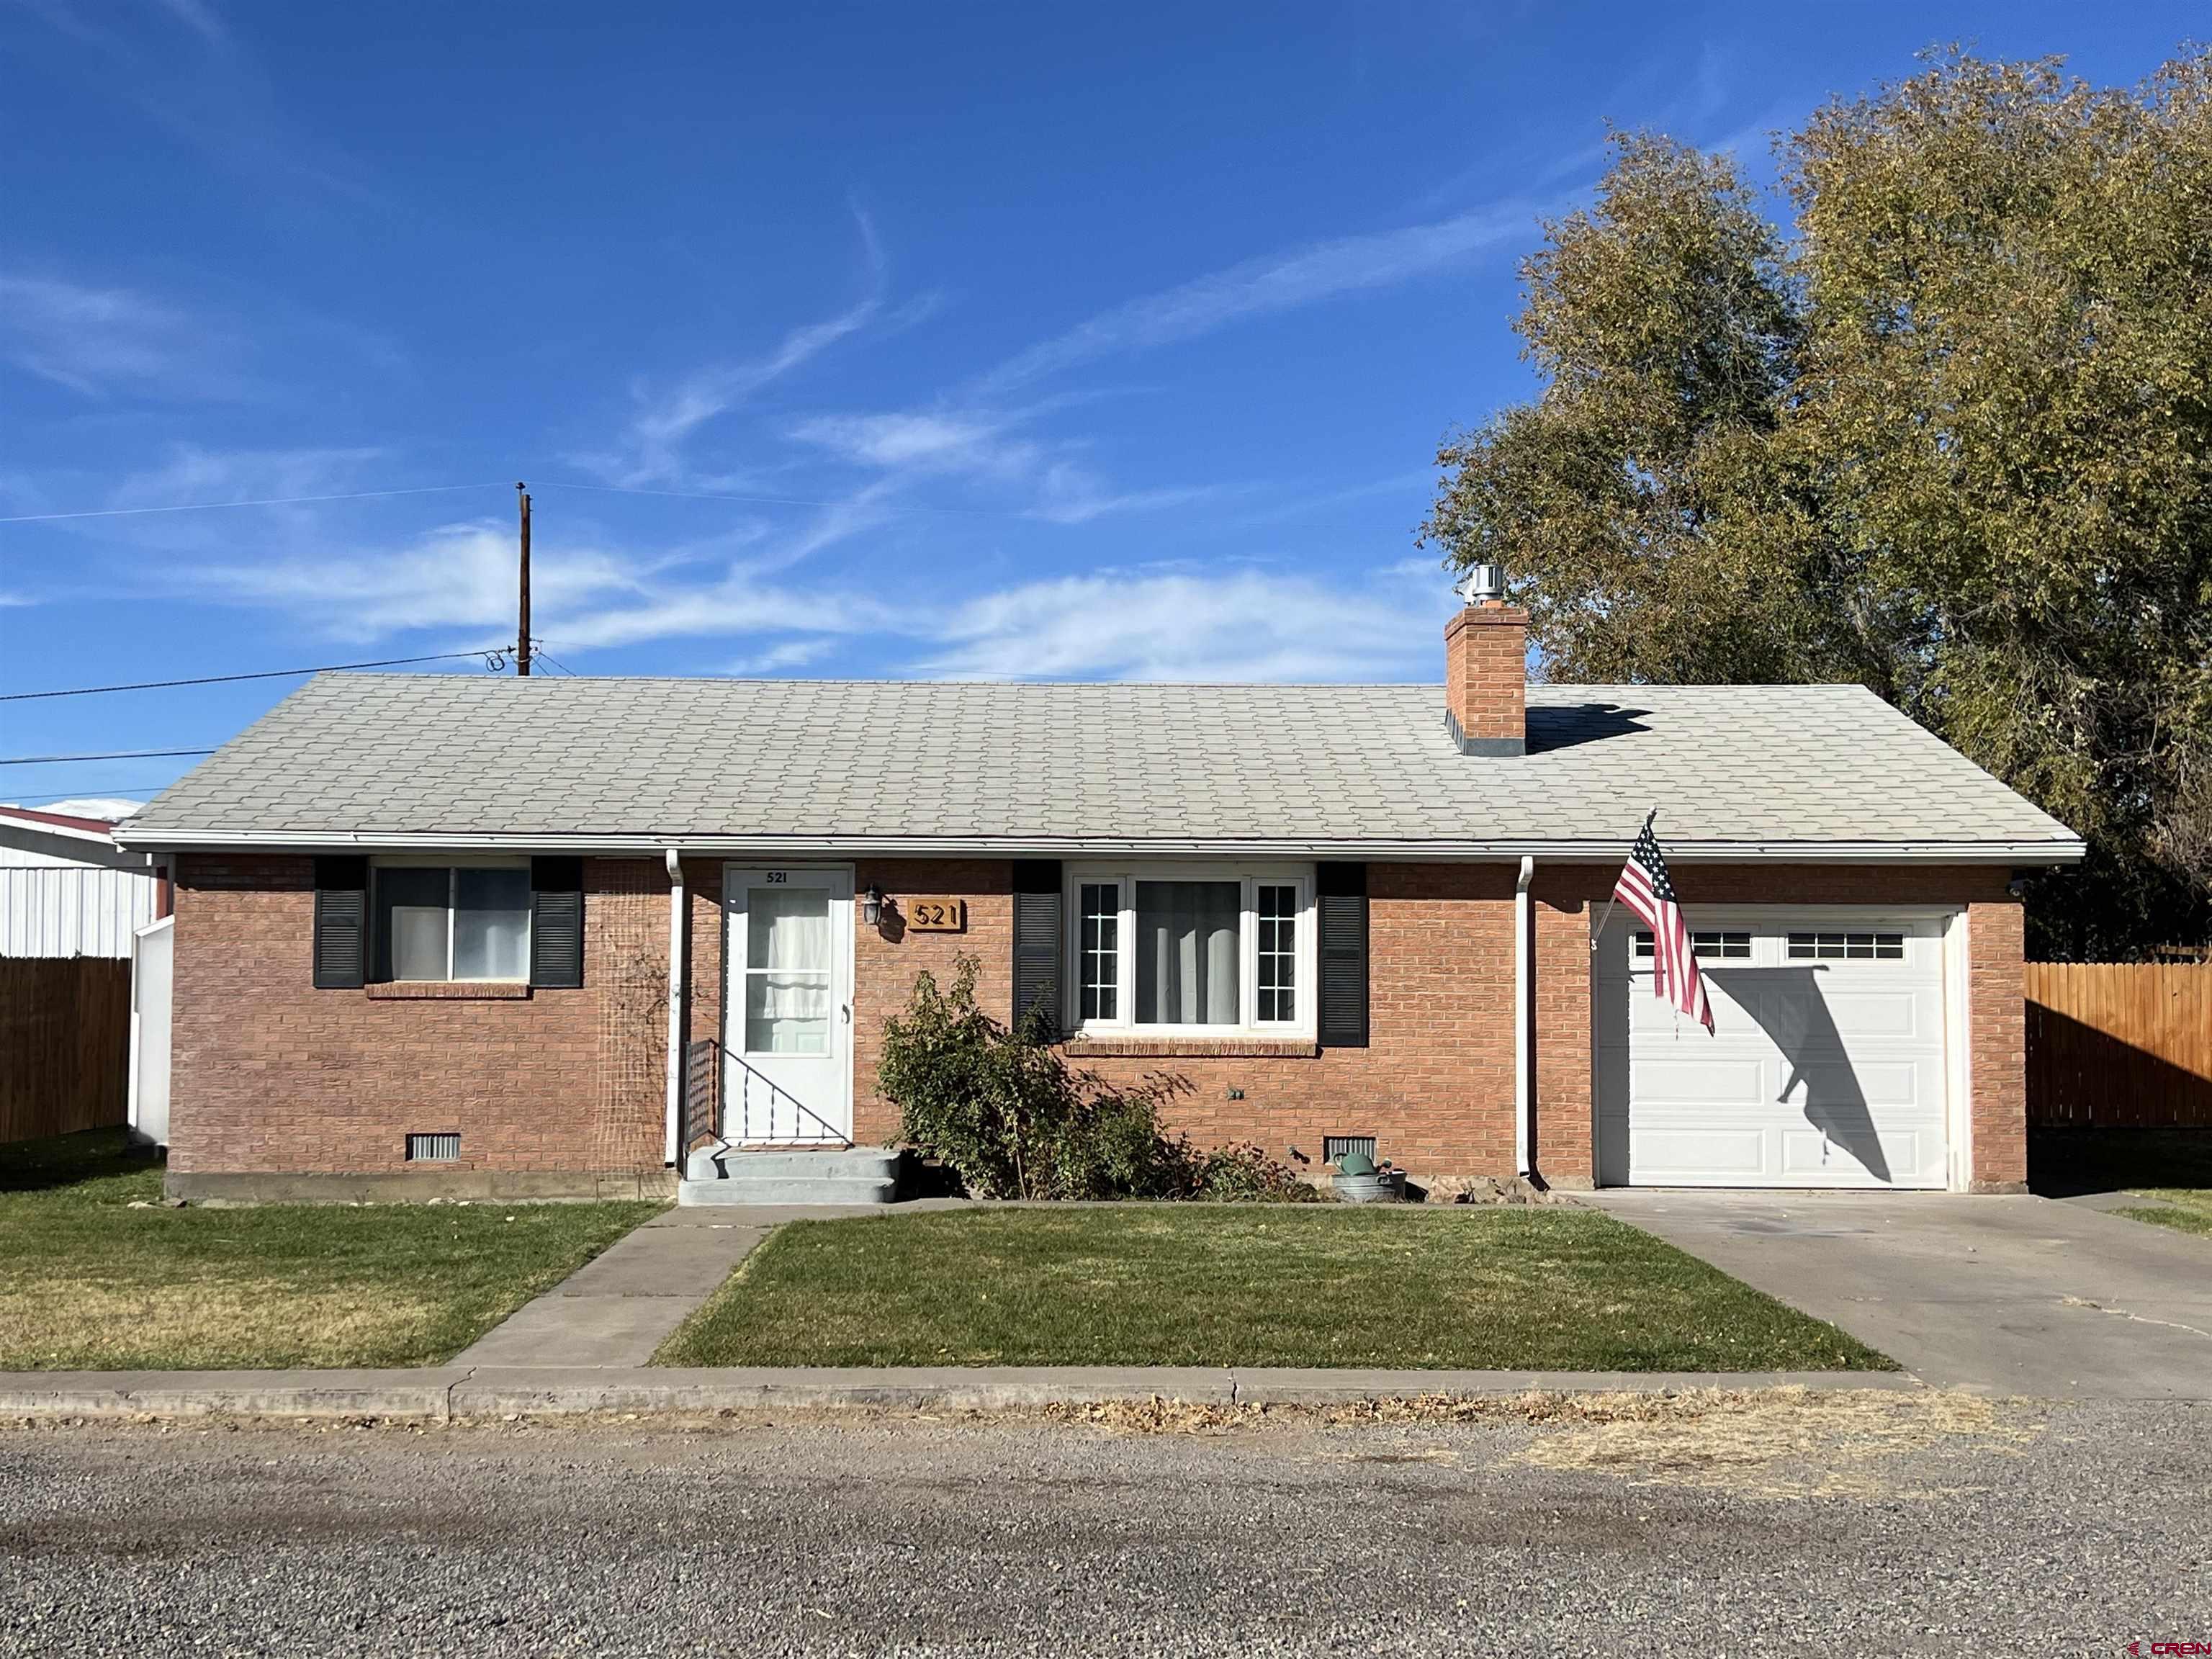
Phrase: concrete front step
[
  {"left": 678, "top": 1175, "right": 899, "bottom": 1206},
  {"left": 680, "top": 1144, "right": 904, "bottom": 1205},
  {"left": 683, "top": 1145, "right": 901, "bottom": 1183}
]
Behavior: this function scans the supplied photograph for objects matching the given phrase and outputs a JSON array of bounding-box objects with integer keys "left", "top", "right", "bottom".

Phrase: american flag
[{"left": 1614, "top": 810, "right": 1713, "bottom": 1031}]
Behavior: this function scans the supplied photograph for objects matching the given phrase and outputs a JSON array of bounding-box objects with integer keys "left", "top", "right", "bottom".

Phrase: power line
[
  {"left": 0, "top": 748, "right": 217, "bottom": 767},
  {"left": 0, "top": 647, "right": 513, "bottom": 703},
  {"left": 0, "top": 482, "right": 508, "bottom": 526},
  {"left": 9, "top": 781, "right": 180, "bottom": 804}
]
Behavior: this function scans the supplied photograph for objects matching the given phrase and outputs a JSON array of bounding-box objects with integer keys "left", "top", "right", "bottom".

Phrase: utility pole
[{"left": 516, "top": 481, "right": 532, "bottom": 677}]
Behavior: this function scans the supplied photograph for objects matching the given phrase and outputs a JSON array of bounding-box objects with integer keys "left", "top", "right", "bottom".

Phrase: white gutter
[
  {"left": 662, "top": 847, "right": 685, "bottom": 1169},
  {"left": 1514, "top": 855, "right": 1535, "bottom": 1179},
  {"left": 109, "top": 827, "right": 2088, "bottom": 866}
]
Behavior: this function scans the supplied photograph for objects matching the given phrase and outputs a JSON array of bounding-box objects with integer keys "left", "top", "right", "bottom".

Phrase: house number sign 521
[{"left": 905, "top": 897, "right": 966, "bottom": 932}]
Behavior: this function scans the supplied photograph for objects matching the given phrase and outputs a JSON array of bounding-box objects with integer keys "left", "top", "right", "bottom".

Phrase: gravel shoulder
[{"left": 4, "top": 1391, "right": 2208, "bottom": 1656}]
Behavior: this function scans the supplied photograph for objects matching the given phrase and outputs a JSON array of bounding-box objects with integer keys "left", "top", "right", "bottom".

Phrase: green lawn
[
  {"left": 656, "top": 1206, "right": 1891, "bottom": 1372},
  {"left": 2032, "top": 1129, "right": 2212, "bottom": 1240},
  {"left": 2122, "top": 1190, "right": 2212, "bottom": 1237},
  {"left": 0, "top": 1129, "right": 662, "bottom": 1371}
]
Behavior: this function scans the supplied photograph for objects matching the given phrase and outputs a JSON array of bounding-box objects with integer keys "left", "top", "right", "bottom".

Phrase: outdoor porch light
[{"left": 863, "top": 885, "right": 886, "bottom": 927}]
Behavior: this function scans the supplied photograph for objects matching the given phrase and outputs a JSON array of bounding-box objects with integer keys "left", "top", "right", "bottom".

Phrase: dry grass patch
[
  {"left": 1512, "top": 1386, "right": 2042, "bottom": 1499},
  {"left": 1047, "top": 1385, "right": 2042, "bottom": 1501},
  {"left": 0, "top": 1130, "right": 661, "bottom": 1370}
]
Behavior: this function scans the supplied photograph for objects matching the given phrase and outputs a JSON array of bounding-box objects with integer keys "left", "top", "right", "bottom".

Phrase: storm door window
[
  {"left": 744, "top": 889, "right": 834, "bottom": 1054},
  {"left": 374, "top": 866, "right": 531, "bottom": 982}
]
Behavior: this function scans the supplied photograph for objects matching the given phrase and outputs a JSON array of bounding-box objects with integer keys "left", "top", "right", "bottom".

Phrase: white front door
[
  {"left": 721, "top": 866, "right": 853, "bottom": 1145},
  {"left": 1593, "top": 907, "right": 1954, "bottom": 1189}
]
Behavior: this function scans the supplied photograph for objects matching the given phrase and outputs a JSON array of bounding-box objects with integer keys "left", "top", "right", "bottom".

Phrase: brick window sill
[
  {"left": 367, "top": 981, "right": 533, "bottom": 1001},
  {"left": 1061, "top": 1035, "right": 1319, "bottom": 1059}
]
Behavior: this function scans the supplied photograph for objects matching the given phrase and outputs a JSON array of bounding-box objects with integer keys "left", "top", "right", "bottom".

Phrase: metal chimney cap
[{"left": 1461, "top": 562, "right": 1506, "bottom": 605}]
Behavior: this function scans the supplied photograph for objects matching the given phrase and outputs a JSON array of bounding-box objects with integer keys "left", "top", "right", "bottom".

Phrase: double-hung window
[
  {"left": 372, "top": 862, "right": 532, "bottom": 982},
  {"left": 1067, "top": 866, "right": 1314, "bottom": 1037}
]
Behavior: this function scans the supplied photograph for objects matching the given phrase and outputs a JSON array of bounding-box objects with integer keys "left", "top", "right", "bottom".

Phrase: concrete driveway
[{"left": 1587, "top": 1190, "right": 2212, "bottom": 1398}]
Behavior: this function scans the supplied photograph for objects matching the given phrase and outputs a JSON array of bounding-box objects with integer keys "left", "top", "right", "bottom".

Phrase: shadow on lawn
[{"left": 0, "top": 1126, "right": 162, "bottom": 1195}]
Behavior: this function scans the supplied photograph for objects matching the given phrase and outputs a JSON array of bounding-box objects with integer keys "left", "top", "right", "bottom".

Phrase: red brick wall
[
  {"left": 1966, "top": 899, "right": 2027, "bottom": 1189},
  {"left": 1444, "top": 605, "right": 1529, "bottom": 746},
  {"left": 168, "top": 851, "right": 2027, "bottom": 1193},
  {"left": 168, "top": 853, "right": 667, "bottom": 1179}
]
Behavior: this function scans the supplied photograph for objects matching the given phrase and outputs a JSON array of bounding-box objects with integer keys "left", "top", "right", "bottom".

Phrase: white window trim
[
  {"left": 369, "top": 856, "right": 533, "bottom": 984},
  {"left": 1064, "top": 861, "right": 1316, "bottom": 1040}
]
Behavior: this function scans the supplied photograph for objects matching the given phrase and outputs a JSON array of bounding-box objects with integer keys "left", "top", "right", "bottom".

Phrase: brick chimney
[{"left": 1444, "top": 563, "right": 1527, "bottom": 756}]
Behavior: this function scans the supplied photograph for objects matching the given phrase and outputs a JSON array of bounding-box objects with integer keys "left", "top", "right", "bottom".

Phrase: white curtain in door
[
  {"left": 746, "top": 889, "right": 832, "bottom": 1053},
  {"left": 1136, "top": 881, "right": 1239, "bottom": 1025}
]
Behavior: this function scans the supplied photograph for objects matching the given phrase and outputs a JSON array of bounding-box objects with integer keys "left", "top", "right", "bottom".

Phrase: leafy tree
[{"left": 1424, "top": 50, "right": 2212, "bottom": 958}]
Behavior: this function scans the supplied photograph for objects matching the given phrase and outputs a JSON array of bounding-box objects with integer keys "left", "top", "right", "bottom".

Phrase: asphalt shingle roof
[{"left": 117, "top": 672, "right": 2082, "bottom": 858}]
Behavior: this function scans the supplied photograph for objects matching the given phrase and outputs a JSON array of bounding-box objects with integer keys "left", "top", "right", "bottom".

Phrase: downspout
[
  {"left": 663, "top": 848, "right": 686, "bottom": 1167},
  {"left": 1514, "top": 855, "right": 1536, "bottom": 1179}
]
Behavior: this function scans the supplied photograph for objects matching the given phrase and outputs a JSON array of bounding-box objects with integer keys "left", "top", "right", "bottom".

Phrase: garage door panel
[
  {"left": 1794, "top": 986, "right": 1937, "bottom": 1040},
  {"left": 1606, "top": 909, "right": 1954, "bottom": 1190},
  {"left": 1778, "top": 1127, "right": 1936, "bottom": 1184},
  {"left": 1781, "top": 1058, "right": 1933, "bottom": 1111},
  {"left": 1629, "top": 1056, "right": 1768, "bottom": 1106},
  {"left": 1633, "top": 1127, "right": 1771, "bottom": 1180}
]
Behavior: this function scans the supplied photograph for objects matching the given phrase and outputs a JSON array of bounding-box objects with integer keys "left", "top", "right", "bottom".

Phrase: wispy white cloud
[
  {"left": 0, "top": 274, "right": 226, "bottom": 398},
  {"left": 916, "top": 564, "right": 1455, "bottom": 682},
  {"left": 107, "top": 444, "right": 388, "bottom": 509},
  {"left": 975, "top": 203, "right": 1532, "bottom": 395},
  {"left": 191, "top": 518, "right": 653, "bottom": 643},
  {"left": 587, "top": 297, "right": 885, "bottom": 489},
  {"left": 576, "top": 207, "right": 900, "bottom": 489},
  {"left": 786, "top": 403, "right": 1225, "bottom": 526},
  {"left": 788, "top": 410, "right": 1032, "bottom": 475},
  {"left": 726, "top": 637, "right": 838, "bottom": 675},
  {"left": 14, "top": 0, "right": 374, "bottom": 202}
]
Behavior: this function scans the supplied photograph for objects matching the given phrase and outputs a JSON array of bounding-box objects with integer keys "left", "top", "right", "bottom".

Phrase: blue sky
[{"left": 1, "top": 1, "right": 2201, "bottom": 809}]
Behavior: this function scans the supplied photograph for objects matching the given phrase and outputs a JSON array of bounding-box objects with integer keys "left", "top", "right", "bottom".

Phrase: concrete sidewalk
[
  {"left": 0, "top": 1363, "right": 1927, "bottom": 1421},
  {"left": 454, "top": 1203, "right": 892, "bottom": 1367}
]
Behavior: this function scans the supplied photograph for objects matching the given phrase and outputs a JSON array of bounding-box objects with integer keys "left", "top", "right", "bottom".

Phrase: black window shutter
[
  {"left": 1010, "top": 860, "right": 1063, "bottom": 1035},
  {"left": 1316, "top": 862, "right": 1369, "bottom": 1048},
  {"left": 312, "top": 855, "right": 369, "bottom": 990},
  {"left": 530, "top": 856, "right": 585, "bottom": 989}
]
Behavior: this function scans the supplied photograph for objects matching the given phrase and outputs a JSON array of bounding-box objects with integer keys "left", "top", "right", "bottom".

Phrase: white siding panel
[{"left": 0, "top": 865, "right": 161, "bottom": 958}]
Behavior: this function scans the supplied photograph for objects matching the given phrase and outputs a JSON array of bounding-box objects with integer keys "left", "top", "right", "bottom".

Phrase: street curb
[{"left": 0, "top": 1364, "right": 1923, "bottom": 1421}]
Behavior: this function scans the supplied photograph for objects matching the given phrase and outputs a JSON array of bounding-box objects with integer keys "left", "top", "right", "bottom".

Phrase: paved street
[{"left": 4, "top": 1394, "right": 2207, "bottom": 1657}]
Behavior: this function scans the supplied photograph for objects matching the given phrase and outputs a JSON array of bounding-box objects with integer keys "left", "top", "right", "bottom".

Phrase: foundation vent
[
  {"left": 1322, "top": 1135, "right": 1376, "bottom": 1166},
  {"left": 405, "top": 1132, "right": 461, "bottom": 1164}
]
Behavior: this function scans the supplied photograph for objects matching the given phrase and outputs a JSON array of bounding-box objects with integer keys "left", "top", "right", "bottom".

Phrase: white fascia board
[{"left": 114, "top": 827, "right": 2087, "bottom": 865}]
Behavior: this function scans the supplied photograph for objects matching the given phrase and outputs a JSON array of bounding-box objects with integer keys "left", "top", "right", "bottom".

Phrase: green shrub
[
  {"left": 1186, "top": 1141, "right": 1326, "bottom": 1203},
  {"left": 877, "top": 956, "right": 1319, "bottom": 1202}
]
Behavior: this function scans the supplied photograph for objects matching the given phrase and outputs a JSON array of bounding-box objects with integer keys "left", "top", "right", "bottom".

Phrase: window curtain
[
  {"left": 454, "top": 868, "right": 531, "bottom": 980},
  {"left": 1136, "top": 881, "right": 1238, "bottom": 1025},
  {"left": 746, "top": 889, "right": 832, "bottom": 1053}
]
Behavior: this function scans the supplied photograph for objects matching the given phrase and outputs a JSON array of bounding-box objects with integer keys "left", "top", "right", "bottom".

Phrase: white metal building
[{"left": 0, "top": 806, "right": 166, "bottom": 959}]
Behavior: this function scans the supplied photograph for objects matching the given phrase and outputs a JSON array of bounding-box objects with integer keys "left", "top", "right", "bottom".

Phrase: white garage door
[{"left": 1593, "top": 909, "right": 1955, "bottom": 1189}]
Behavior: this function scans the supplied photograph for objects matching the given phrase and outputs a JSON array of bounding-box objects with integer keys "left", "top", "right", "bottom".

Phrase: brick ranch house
[{"left": 114, "top": 593, "right": 2082, "bottom": 1203}]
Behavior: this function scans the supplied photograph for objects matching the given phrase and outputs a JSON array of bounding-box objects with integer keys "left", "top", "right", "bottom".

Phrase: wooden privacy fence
[
  {"left": 2026, "top": 962, "right": 2212, "bottom": 1128},
  {"left": 0, "top": 957, "right": 132, "bottom": 1143}
]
